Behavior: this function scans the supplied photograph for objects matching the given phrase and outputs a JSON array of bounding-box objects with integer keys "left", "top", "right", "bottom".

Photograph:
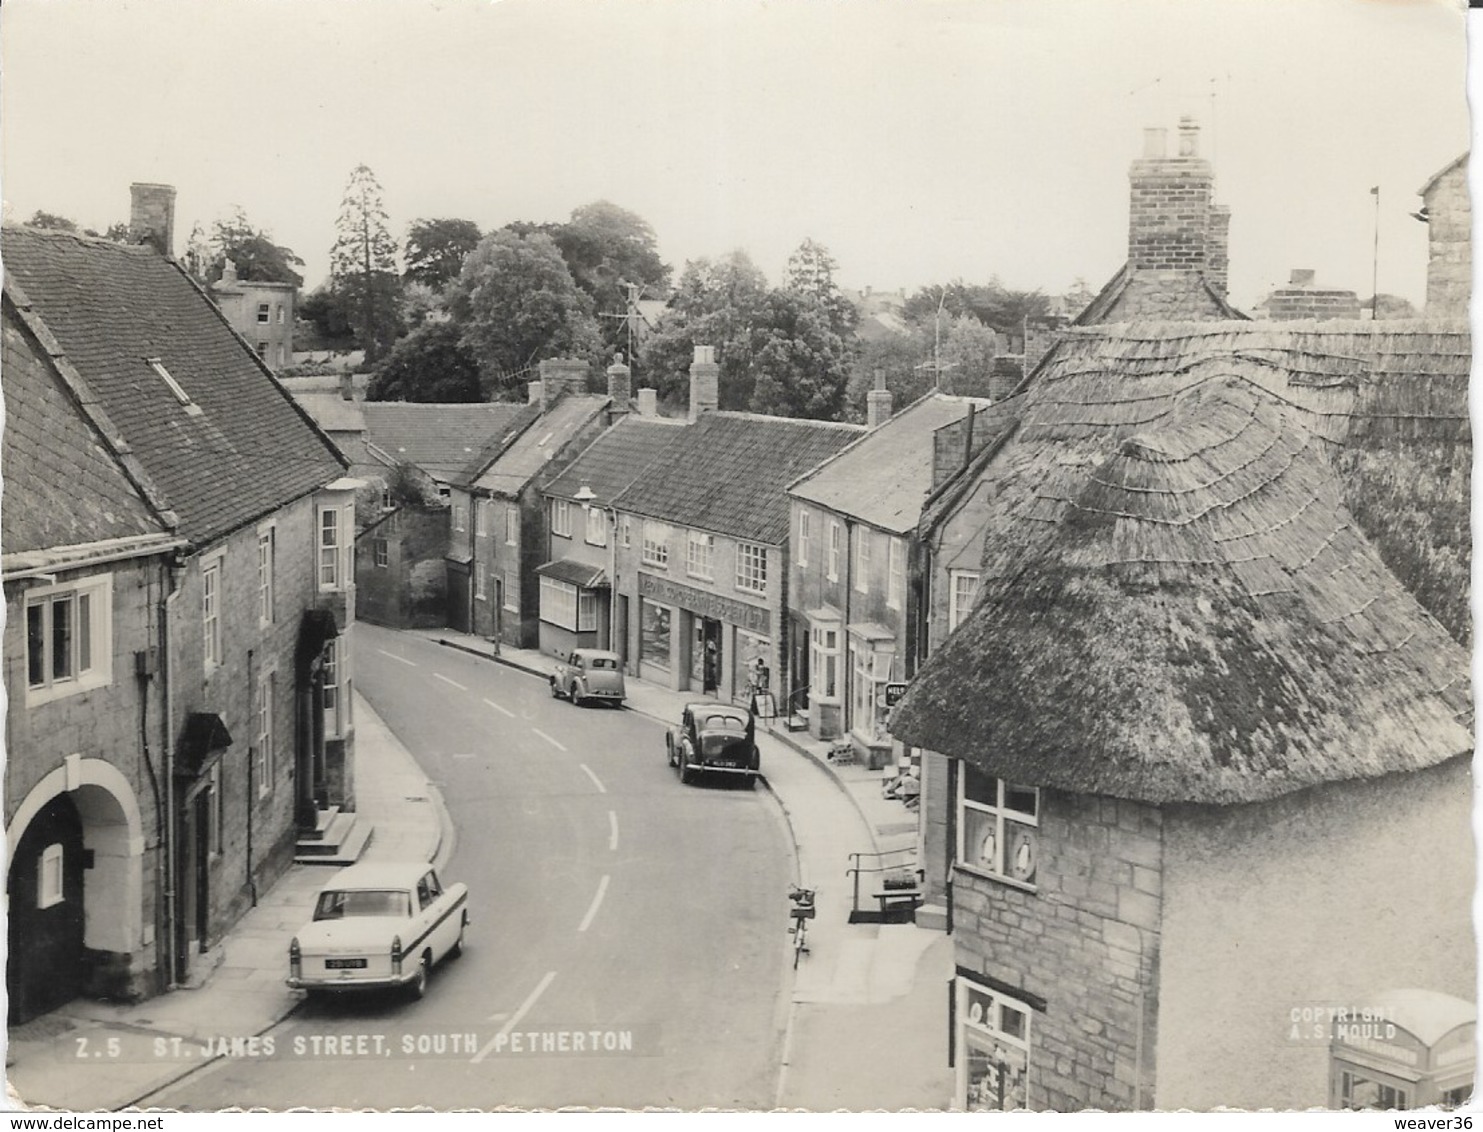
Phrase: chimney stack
[
  {"left": 688, "top": 345, "right": 719, "bottom": 421},
  {"left": 606, "top": 353, "right": 632, "bottom": 418},
  {"left": 866, "top": 369, "right": 894, "bottom": 429},
  {"left": 129, "top": 183, "right": 176, "bottom": 256},
  {"left": 1128, "top": 119, "right": 1214, "bottom": 275},
  {"left": 538, "top": 358, "right": 590, "bottom": 412},
  {"left": 635, "top": 388, "right": 658, "bottom": 417},
  {"left": 221, "top": 259, "right": 239, "bottom": 284},
  {"left": 528, "top": 380, "right": 543, "bottom": 406}
]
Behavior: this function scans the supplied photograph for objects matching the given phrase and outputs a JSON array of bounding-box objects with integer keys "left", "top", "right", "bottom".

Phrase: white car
[{"left": 288, "top": 861, "right": 469, "bottom": 999}]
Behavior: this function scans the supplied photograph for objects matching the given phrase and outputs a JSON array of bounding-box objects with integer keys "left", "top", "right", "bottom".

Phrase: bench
[{"left": 873, "top": 886, "right": 924, "bottom": 918}]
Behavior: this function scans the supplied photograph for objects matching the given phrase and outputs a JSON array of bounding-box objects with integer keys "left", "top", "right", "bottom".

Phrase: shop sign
[
  {"left": 883, "top": 682, "right": 909, "bottom": 708},
  {"left": 637, "top": 572, "right": 770, "bottom": 634}
]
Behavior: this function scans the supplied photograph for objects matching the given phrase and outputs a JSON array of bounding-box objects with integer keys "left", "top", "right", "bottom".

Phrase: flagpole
[{"left": 1371, "top": 185, "right": 1381, "bottom": 320}]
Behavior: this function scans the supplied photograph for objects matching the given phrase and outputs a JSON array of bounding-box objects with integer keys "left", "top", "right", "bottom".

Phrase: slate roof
[
  {"left": 544, "top": 415, "right": 689, "bottom": 506},
  {"left": 293, "top": 394, "right": 366, "bottom": 435},
  {"left": 361, "top": 402, "right": 532, "bottom": 482},
  {"left": 612, "top": 412, "right": 864, "bottom": 545},
  {"left": 789, "top": 394, "right": 984, "bottom": 534},
  {"left": 893, "top": 319, "right": 1472, "bottom": 806},
  {"left": 460, "top": 395, "right": 609, "bottom": 498},
  {"left": 1, "top": 227, "right": 346, "bottom": 547}
]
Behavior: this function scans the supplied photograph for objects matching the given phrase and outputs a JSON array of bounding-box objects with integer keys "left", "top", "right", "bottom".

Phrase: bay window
[
  {"left": 319, "top": 505, "right": 351, "bottom": 589},
  {"left": 849, "top": 640, "right": 895, "bottom": 740},
  {"left": 540, "top": 575, "right": 579, "bottom": 630}
]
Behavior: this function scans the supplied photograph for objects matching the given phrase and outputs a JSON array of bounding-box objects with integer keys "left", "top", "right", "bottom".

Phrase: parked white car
[{"left": 288, "top": 861, "right": 469, "bottom": 999}]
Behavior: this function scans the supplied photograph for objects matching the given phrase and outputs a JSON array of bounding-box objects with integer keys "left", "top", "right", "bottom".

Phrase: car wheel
[
  {"left": 549, "top": 678, "right": 563, "bottom": 699},
  {"left": 408, "top": 954, "right": 430, "bottom": 1001},
  {"left": 450, "top": 919, "right": 466, "bottom": 960},
  {"left": 666, "top": 738, "right": 676, "bottom": 768},
  {"left": 573, "top": 681, "right": 587, "bottom": 708},
  {"left": 679, "top": 759, "right": 695, "bottom": 785}
]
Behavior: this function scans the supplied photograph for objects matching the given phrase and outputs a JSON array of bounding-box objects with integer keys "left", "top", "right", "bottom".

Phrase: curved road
[{"left": 155, "top": 623, "right": 794, "bottom": 1110}]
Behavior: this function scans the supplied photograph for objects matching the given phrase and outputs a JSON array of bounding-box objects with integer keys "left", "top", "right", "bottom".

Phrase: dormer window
[{"left": 146, "top": 358, "right": 201, "bottom": 414}]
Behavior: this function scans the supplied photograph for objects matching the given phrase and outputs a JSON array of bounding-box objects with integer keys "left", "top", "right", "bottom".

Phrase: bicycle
[{"left": 788, "top": 885, "right": 816, "bottom": 969}]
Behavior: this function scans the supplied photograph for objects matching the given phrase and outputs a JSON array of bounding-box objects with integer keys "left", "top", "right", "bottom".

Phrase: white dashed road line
[
  {"left": 434, "top": 673, "right": 467, "bottom": 691},
  {"left": 376, "top": 649, "right": 417, "bottom": 666},
  {"left": 578, "top": 875, "right": 610, "bottom": 933},
  {"left": 483, "top": 697, "right": 516, "bottom": 718},
  {"left": 579, "top": 764, "right": 606, "bottom": 793},
  {"left": 472, "top": 971, "right": 558, "bottom": 1063},
  {"left": 532, "top": 728, "right": 567, "bottom": 751},
  {"left": 608, "top": 810, "right": 619, "bottom": 852}
]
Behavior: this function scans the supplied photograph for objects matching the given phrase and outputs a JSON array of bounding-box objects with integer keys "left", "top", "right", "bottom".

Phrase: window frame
[
  {"left": 24, "top": 575, "right": 112, "bottom": 703},
  {"left": 38, "top": 844, "right": 64, "bottom": 909},
  {"left": 949, "top": 569, "right": 981, "bottom": 632},
  {"left": 809, "top": 619, "right": 841, "bottom": 700},
  {"left": 373, "top": 538, "right": 389, "bottom": 569},
  {"left": 475, "top": 498, "right": 488, "bottom": 537},
  {"left": 257, "top": 523, "right": 276, "bottom": 627},
  {"left": 504, "top": 505, "right": 518, "bottom": 546},
  {"left": 452, "top": 497, "right": 468, "bottom": 534},
  {"left": 318, "top": 504, "right": 351, "bottom": 590},
  {"left": 540, "top": 575, "right": 579, "bottom": 631},
  {"left": 551, "top": 499, "right": 572, "bottom": 538},
  {"left": 827, "top": 521, "right": 841, "bottom": 582},
  {"left": 585, "top": 506, "right": 607, "bottom": 547},
  {"left": 686, "top": 530, "right": 715, "bottom": 581},
  {"left": 956, "top": 766, "right": 1039, "bottom": 890},
  {"left": 736, "top": 542, "right": 768, "bottom": 595},
  {"left": 955, "top": 976, "right": 1034, "bottom": 1111},
  {"left": 796, "top": 508, "right": 811, "bottom": 567},
  {"left": 256, "top": 669, "right": 275, "bottom": 798},
  {"left": 888, "top": 537, "right": 905, "bottom": 611},
  {"left": 849, "top": 639, "right": 895, "bottom": 740},
  {"left": 642, "top": 521, "right": 670, "bottom": 568},
  {"left": 854, "top": 525, "right": 872, "bottom": 593},
  {"left": 202, "top": 554, "right": 224, "bottom": 673},
  {"left": 257, "top": 302, "right": 271, "bottom": 324}
]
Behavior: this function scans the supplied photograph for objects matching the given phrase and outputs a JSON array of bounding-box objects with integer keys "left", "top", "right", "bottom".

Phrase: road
[{"left": 156, "top": 624, "right": 794, "bottom": 1110}]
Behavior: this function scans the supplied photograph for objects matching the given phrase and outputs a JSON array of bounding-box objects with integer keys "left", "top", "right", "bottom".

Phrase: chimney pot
[
  {"left": 1143, "top": 128, "right": 1168, "bottom": 159},
  {"left": 1178, "top": 116, "right": 1200, "bottom": 157}
]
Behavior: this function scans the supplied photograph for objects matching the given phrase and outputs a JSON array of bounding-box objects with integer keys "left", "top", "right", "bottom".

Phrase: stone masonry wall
[
  {"left": 1265, "top": 288, "right": 1362, "bottom": 321},
  {"left": 1425, "top": 159, "right": 1471, "bottom": 318},
  {"left": 953, "top": 789, "right": 1163, "bottom": 1111}
]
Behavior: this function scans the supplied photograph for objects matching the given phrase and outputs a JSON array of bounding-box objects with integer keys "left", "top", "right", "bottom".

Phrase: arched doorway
[{"left": 7, "top": 793, "right": 86, "bottom": 1023}]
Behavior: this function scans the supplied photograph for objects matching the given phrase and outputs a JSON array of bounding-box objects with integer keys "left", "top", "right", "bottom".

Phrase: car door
[{"left": 419, "top": 869, "right": 451, "bottom": 959}]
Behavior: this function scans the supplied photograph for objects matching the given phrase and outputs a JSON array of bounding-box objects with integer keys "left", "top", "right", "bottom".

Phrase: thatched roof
[{"left": 894, "top": 320, "right": 1472, "bottom": 805}]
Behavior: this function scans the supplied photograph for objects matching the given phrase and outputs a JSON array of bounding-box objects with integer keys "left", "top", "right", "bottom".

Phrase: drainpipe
[
  {"left": 246, "top": 647, "right": 256, "bottom": 907},
  {"left": 160, "top": 554, "right": 187, "bottom": 988},
  {"left": 842, "top": 518, "right": 853, "bottom": 743}
]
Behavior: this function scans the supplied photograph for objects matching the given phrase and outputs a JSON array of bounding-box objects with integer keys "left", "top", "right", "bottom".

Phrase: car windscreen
[
  {"left": 313, "top": 889, "right": 412, "bottom": 920},
  {"left": 588, "top": 657, "right": 617, "bottom": 669}
]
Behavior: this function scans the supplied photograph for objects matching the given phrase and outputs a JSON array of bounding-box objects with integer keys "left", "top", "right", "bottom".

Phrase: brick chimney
[
  {"left": 688, "top": 345, "right": 719, "bottom": 421},
  {"left": 635, "top": 388, "right": 658, "bottom": 417},
  {"left": 538, "top": 358, "right": 589, "bottom": 412},
  {"left": 1207, "top": 204, "right": 1232, "bottom": 299},
  {"left": 606, "top": 353, "right": 632, "bottom": 418},
  {"left": 129, "top": 183, "right": 176, "bottom": 256},
  {"left": 1128, "top": 118, "right": 1214, "bottom": 275},
  {"left": 866, "top": 369, "right": 894, "bottom": 429}
]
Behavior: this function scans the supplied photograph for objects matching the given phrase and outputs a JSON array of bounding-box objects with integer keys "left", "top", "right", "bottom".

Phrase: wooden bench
[{"left": 873, "top": 885, "right": 924, "bottom": 918}]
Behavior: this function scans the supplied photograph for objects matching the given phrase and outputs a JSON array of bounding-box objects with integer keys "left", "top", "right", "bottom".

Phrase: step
[
  {"left": 298, "top": 806, "right": 342, "bottom": 842},
  {"left": 915, "top": 903, "right": 949, "bottom": 932},
  {"left": 295, "top": 811, "right": 372, "bottom": 864}
]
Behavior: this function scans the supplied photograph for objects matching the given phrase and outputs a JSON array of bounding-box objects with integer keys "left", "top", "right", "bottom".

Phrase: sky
[{"left": 0, "top": 0, "right": 1471, "bottom": 312}]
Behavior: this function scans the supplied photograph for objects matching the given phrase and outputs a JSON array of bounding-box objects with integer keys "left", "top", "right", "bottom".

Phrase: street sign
[{"left": 884, "top": 682, "right": 909, "bottom": 708}]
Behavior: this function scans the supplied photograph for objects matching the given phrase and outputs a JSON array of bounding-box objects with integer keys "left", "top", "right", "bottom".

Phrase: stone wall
[
  {"left": 1264, "top": 287, "right": 1362, "bottom": 321},
  {"left": 356, "top": 506, "right": 450, "bottom": 629},
  {"left": 953, "top": 789, "right": 1163, "bottom": 1111},
  {"left": 1424, "top": 158, "right": 1471, "bottom": 318}
]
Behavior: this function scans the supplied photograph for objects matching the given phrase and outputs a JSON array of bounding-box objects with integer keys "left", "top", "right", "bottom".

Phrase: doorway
[
  {"left": 692, "top": 617, "right": 723, "bottom": 695},
  {"left": 7, "top": 794, "right": 87, "bottom": 1023}
]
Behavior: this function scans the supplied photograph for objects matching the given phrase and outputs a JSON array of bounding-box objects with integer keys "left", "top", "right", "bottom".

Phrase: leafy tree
[
  {"left": 848, "top": 329, "right": 935, "bottom": 416},
  {"left": 400, "top": 281, "right": 444, "bottom": 330},
  {"left": 299, "top": 284, "right": 356, "bottom": 346},
  {"left": 748, "top": 289, "right": 852, "bottom": 420},
  {"left": 330, "top": 164, "right": 403, "bottom": 363},
  {"left": 367, "top": 321, "right": 483, "bottom": 402},
  {"left": 783, "top": 238, "right": 857, "bottom": 338},
  {"left": 937, "top": 314, "right": 1000, "bottom": 398},
  {"left": 196, "top": 207, "right": 304, "bottom": 287},
  {"left": 644, "top": 251, "right": 770, "bottom": 409},
  {"left": 404, "top": 218, "right": 482, "bottom": 291},
  {"left": 552, "top": 201, "right": 670, "bottom": 351},
  {"left": 448, "top": 229, "right": 602, "bottom": 396},
  {"left": 26, "top": 210, "right": 78, "bottom": 231}
]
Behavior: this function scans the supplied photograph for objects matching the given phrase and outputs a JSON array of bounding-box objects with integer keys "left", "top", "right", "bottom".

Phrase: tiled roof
[
  {"left": 544, "top": 415, "right": 689, "bottom": 506},
  {"left": 613, "top": 412, "right": 864, "bottom": 544},
  {"left": 361, "top": 402, "right": 532, "bottom": 482},
  {"left": 465, "top": 395, "right": 610, "bottom": 498},
  {"left": 294, "top": 394, "right": 366, "bottom": 435},
  {"left": 2, "top": 299, "right": 172, "bottom": 555},
  {"left": 789, "top": 394, "right": 981, "bottom": 534},
  {"left": 2, "top": 227, "right": 346, "bottom": 546}
]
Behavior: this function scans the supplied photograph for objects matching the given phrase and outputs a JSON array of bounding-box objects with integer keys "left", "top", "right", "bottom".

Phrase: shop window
[
  {"left": 888, "top": 537, "right": 905, "bottom": 610},
  {"left": 686, "top": 530, "right": 715, "bottom": 580},
  {"left": 641, "top": 600, "right": 672, "bottom": 668},
  {"left": 949, "top": 569, "right": 980, "bottom": 631},
  {"left": 1339, "top": 1070, "right": 1408, "bottom": 1111},
  {"left": 850, "top": 640, "right": 895, "bottom": 740},
  {"left": 643, "top": 521, "right": 670, "bottom": 567},
  {"left": 736, "top": 542, "right": 767, "bottom": 595},
  {"left": 958, "top": 764, "right": 1038, "bottom": 887},
  {"left": 586, "top": 507, "right": 607, "bottom": 547},
  {"left": 552, "top": 499, "right": 572, "bottom": 538},
  {"left": 540, "top": 576, "right": 578, "bottom": 630},
  {"left": 797, "top": 508, "right": 811, "bottom": 567},
  {"left": 25, "top": 576, "right": 111, "bottom": 702},
  {"left": 956, "top": 978, "right": 1032, "bottom": 1111},
  {"left": 810, "top": 621, "right": 840, "bottom": 699},
  {"left": 38, "top": 844, "right": 64, "bottom": 909}
]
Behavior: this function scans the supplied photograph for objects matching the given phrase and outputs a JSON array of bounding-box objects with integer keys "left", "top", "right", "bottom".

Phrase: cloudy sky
[{"left": 0, "top": 0, "right": 1470, "bottom": 311}]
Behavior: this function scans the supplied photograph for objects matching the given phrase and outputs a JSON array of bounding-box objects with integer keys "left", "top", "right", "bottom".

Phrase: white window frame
[
  {"left": 504, "top": 505, "right": 518, "bottom": 545},
  {"left": 208, "top": 763, "right": 224, "bottom": 858},
  {"left": 24, "top": 575, "right": 112, "bottom": 704},
  {"left": 619, "top": 513, "right": 632, "bottom": 548},
  {"left": 323, "top": 635, "right": 347, "bottom": 742},
  {"left": 577, "top": 589, "right": 598, "bottom": 632},
  {"left": 827, "top": 521, "right": 841, "bottom": 582},
  {"left": 146, "top": 357, "right": 196, "bottom": 409},
  {"left": 949, "top": 569, "right": 981, "bottom": 632},
  {"left": 540, "top": 575, "right": 579, "bottom": 631},
  {"left": 955, "top": 977, "right": 1033, "bottom": 1111},
  {"left": 736, "top": 542, "right": 768, "bottom": 595},
  {"left": 686, "top": 530, "right": 715, "bottom": 581},
  {"left": 257, "top": 302, "right": 271, "bottom": 324},
  {"left": 275, "top": 304, "right": 285, "bottom": 325},
  {"left": 854, "top": 526, "right": 872, "bottom": 593},
  {"left": 642, "top": 521, "right": 670, "bottom": 567},
  {"left": 809, "top": 620, "right": 841, "bottom": 700},
  {"left": 256, "top": 669, "right": 275, "bottom": 797},
  {"left": 381, "top": 482, "right": 395, "bottom": 512},
  {"left": 849, "top": 639, "right": 895, "bottom": 740},
  {"left": 552, "top": 499, "right": 572, "bottom": 538},
  {"left": 956, "top": 766, "right": 1039, "bottom": 889},
  {"left": 475, "top": 498, "right": 488, "bottom": 537},
  {"left": 202, "top": 554, "right": 224, "bottom": 673},
  {"left": 452, "top": 497, "right": 468, "bottom": 534},
  {"left": 797, "top": 507, "right": 810, "bottom": 567},
  {"left": 38, "top": 844, "right": 64, "bottom": 909},
  {"left": 585, "top": 506, "right": 607, "bottom": 547},
  {"left": 503, "top": 570, "right": 520, "bottom": 612},
  {"left": 888, "top": 537, "right": 905, "bottom": 611},
  {"left": 374, "top": 538, "right": 389, "bottom": 569},
  {"left": 475, "top": 566, "right": 487, "bottom": 601},
  {"left": 257, "top": 523, "right": 276, "bottom": 627}
]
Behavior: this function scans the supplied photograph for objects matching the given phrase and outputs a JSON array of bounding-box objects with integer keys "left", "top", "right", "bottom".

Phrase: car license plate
[{"left": 325, "top": 958, "right": 367, "bottom": 970}]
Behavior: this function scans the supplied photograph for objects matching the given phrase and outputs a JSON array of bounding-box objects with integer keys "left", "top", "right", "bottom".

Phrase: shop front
[
  {"left": 633, "top": 572, "right": 772, "bottom": 701},
  {"left": 954, "top": 973, "right": 1038, "bottom": 1111}
]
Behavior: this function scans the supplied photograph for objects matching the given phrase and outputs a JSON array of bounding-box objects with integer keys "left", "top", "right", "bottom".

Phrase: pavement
[{"left": 4, "top": 629, "right": 954, "bottom": 1113}]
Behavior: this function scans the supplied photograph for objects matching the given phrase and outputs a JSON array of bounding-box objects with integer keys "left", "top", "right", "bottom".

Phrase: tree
[
  {"left": 553, "top": 200, "right": 670, "bottom": 321},
  {"left": 644, "top": 251, "right": 770, "bottom": 409},
  {"left": 330, "top": 164, "right": 403, "bottom": 363},
  {"left": 299, "top": 284, "right": 356, "bottom": 347},
  {"left": 783, "top": 238, "right": 857, "bottom": 338},
  {"left": 448, "top": 229, "right": 602, "bottom": 397},
  {"left": 367, "top": 321, "right": 483, "bottom": 402},
  {"left": 26, "top": 210, "right": 78, "bottom": 231},
  {"left": 404, "top": 218, "right": 482, "bottom": 291},
  {"left": 748, "top": 289, "right": 852, "bottom": 420},
  {"left": 937, "top": 314, "right": 1000, "bottom": 398},
  {"left": 197, "top": 207, "right": 304, "bottom": 287}
]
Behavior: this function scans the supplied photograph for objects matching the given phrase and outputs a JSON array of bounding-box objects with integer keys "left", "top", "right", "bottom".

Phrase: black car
[{"left": 665, "top": 702, "right": 760, "bottom": 785}]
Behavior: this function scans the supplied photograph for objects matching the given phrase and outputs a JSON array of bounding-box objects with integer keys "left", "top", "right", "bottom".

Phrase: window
[
  {"left": 642, "top": 521, "right": 670, "bottom": 567},
  {"left": 585, "top": 506, "right": 607, "bottom": 547},
  {"left": 323, "top": 637, "right": 344, "bottom": 739},
  {"left": 505, "top": 506, "right": 518, "bottom": 545},
  {"left": 958, "top": 765, "right": 1038, "bottom": 887},
  {"left": 202, "top": 557, "right": 223, "bottom": 670},
  {"left": 854, "top": 526, "right": 872, "bottom": 593},
  {"left": 503, "top": 571, "right": 519, "bottom": 612},
  {"left": 146, "top": 357, "right": 194, "bottom": 408},
  {"left": 319, "top": 506, "right": 348, "bottom": 589},
  {"left": 949, "top": 570, "right": 981, "bottom": 631},
  {"left": 736, "top": 543, "right": 767, "bottom": 595},
  {"left": 540, "top": 576, "right": 578, "bottom": 629},
  {"left": 1339, "top": 1070, "right": 1408, "bottom": 1111},
  {"left": 850, "top": 640, "right": 895, "bottom": 740},
  {"left": 578, "top": 590, "right": 598, "bottom": 632},
  {"left": 275, "top": 304, "right": 285, "bottom": 325},
  {"left": 207, "top": 763, "right": 224, "bottom": 858},
  {"left": 255, "top": 341, "right": 268, "bottom": 359},
  {"left": 257, "top": 303, "right": 270, "bottom": 324},
  {"left": 452, "top": 498, "right": 468, "bottom": 533},
  {"left": 381, "top": 482, "right": 394, "bottom": 512},
  {"left": 256, "top": 670, "right": 275, "bottom": 796},
  {"left": 956, "top": 978, "right": 1032, "bottom": 1111},
  {"left": 257, "top": 526, "right": 276, "bottom": 625},
  {"left": 827, "top": 521, "right": 841, "bottom": 581},
  {"left": 797, "top": 508, "right": 811, "bottom": 566},
  {"left": 552, "top": 499, "right": 572, "bottom": 538},
  {"left": 25, "top": 577, "right": 110, "bottom": 700},
  {"left": 475, "top": 499, "right": 488, "bottom": 537},
  {"left": 38, "top": 844, "right": 63, "bottom": 909},
  {"left": 475, "top": 567, "right": 487, "bottom": 601},
  {"left": 618, "top": 514, "right": 632, "bottom": 548},
  {"left": 686, "top": 531, "right": 714, "bottom": 580},
  {"left": 888, "top": 538, "right": 905, "bottom": 610},
  {"left": 810, "top": 621, "right": 840, "bottom": 699},
  {"left": 373, "top": 538, "right": 389, "bottom": 568},
  {"left": 640, "top": 600, "right": 672, "bottom": 668}
]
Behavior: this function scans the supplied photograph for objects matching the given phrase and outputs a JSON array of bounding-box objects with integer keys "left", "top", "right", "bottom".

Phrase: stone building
[
  {"left": 211, "top": 261, "right": 296, "bottom": 371},
  {"left": 3, "top": 204, "right": 357, "bottom": 1016},
  {"left": 894, "top": 319, "right": 1473, "bottom": 1110},
  {"left": 1418, "top": 152, "right": 1470, "bottom": 318}
]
